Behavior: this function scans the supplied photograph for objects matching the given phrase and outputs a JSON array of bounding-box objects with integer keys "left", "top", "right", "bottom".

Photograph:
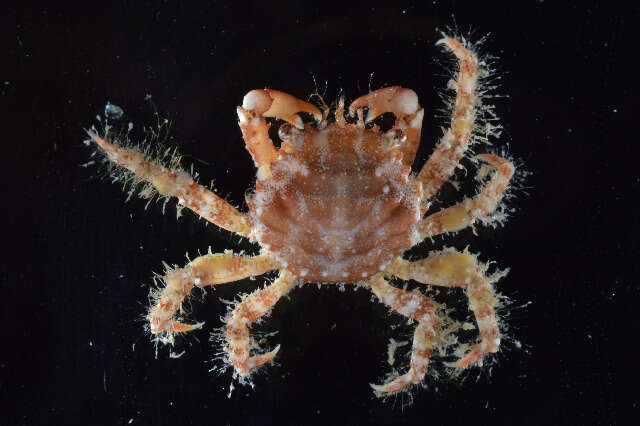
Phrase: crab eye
[
  {"left": 278, "top": 123, "right": 293, "bottom": 141},
  {"left": 382, "top": 129, "right": 407, "bottom": 151},
  {"left": 278, "top": 123, "right": 304, "bottom": 149}
]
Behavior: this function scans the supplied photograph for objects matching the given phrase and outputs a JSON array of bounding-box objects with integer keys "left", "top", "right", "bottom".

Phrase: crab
[{"left": 87, "top": 36, "right": 514, "bottom": 394}]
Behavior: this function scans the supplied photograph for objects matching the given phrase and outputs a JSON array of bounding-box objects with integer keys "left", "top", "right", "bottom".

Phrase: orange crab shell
[{"left": 247, "top": 123, "right": 422, "bottom": 283}]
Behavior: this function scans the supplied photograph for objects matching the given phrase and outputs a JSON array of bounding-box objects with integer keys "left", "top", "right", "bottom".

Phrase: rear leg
[
  {"left": 225, "top": 269, "right": 297, "bottom": 378},
  {"left": 387, "top": 248, "right": 503, "bottom": 368},
  {"left": 367, "top": 274, "right": 439, "bottom": 394},
  {"left": 148, "top": 252, "right": 279, "bottom": 339}
]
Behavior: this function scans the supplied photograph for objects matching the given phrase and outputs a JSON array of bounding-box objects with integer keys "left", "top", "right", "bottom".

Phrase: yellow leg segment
[
  {"left": 417, "top": 37, "right": 480, "bottom": 205},
  {"left": 225, "top": 270, "right": 297, "bottom": 377},
  {"left": 87, "top": 131, "right": 252, "bottom": 237},
  {"left": 387, "top": 248, "right": 502, "bottom": 368},
  {"left": 148, "top": 252, "right": 279, "bottom": 335},
  {"left": 368, "top": 274, "right": 439, "bottom": 393},
  {"left": 417, "top": 153, "right": 514, "bottom": 239}
]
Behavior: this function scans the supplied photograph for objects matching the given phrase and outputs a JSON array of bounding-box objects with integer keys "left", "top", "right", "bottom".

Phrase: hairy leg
[
  {"left": 368, "top": 274, "right": 439, "bottom": 393},
  {"left": 148, "top": 252, "right": 279, "bottom": 335},
  {"left": 87, "top": 131, "right": 252, "bottom": 237},
  {"left": 386, "top": 248, "right": 502, "bottom": 368},
  {"left": 225, "top": 269, "right": 297, "bottom": 377},
  {"left": 349, "top": 86, "right": 424, "bottom": 167},
  {"left": 417, "top": 37, "right": 480, "bottom": 205},
  {"left": 417, "top": 153, "right": 514, "bottom": 239}
]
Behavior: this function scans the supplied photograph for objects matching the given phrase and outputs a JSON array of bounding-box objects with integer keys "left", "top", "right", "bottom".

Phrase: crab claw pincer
[
  {"left": 242, "top": 89, "right": 322, "bottom": 129},
  {"left": 349, "top": 86, "right": 419, "bottom": 123}
]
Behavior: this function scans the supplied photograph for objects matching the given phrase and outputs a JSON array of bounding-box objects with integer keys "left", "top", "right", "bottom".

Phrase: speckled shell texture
[{"left": 248, "top": 124, "right": 422, "bottom": 283}]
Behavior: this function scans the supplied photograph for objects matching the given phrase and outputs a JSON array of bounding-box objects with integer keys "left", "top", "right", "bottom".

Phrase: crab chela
[{"left": 86, "top": 36, "right": 515, "bottom": 395}]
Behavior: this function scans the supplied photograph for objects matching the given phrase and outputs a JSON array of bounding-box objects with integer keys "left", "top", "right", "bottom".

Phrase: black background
[{"left": 3, "top": 1, "right": 638, "bottom": 425}]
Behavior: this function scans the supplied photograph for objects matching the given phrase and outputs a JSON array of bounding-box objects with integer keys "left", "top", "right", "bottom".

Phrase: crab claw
[
  {"left": 242, "top": 89, "right": 322, "bottom": 129},
  {"left": 349, "top": 86, "right": 419, "bottom": 123}
]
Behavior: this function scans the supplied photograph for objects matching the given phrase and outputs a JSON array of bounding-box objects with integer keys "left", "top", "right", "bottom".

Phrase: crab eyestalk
[
  {"left": 278, "top": 123, "right": 305, "bottom": 153},
  {"left": 334, "top": 94, "right": 347, "bottom": 128}
]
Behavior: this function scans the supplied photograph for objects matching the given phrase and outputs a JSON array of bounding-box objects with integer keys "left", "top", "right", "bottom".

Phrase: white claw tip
[
  {"left": 242, "top": 89, "right": 272, "bottom": 114},
  {"left": 393, "top": 89, "right": 419, "bottom": 115}
]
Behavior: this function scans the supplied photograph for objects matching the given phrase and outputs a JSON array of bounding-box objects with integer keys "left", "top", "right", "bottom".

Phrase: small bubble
[{"left": 105, "top": 102, "right": 124, "bottom": 120}]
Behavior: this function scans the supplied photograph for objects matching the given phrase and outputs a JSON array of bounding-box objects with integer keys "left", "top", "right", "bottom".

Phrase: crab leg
[
  {"left": 368, "top": 274, "right": 439, "bottom": 393},
  {"left": 386, "top": 248, "right": 501, "bottom": 368},
  {"left": 87, "top": 131, "right": 252, "bottom": 237},
  {"left": 225, "top": 269, "right": 297, "bottom": 377},
  {"left": 237, "top": 89, "right": 321, "bottom": 176},
  {"left": 417, "top": 154, "right": 514, "bottom": 239},
  {"left": 417, "top": 37, "right": 480, "bottom": 205},
  {"left": 148, "top": 252, "right": 279, "bottom": 335},
  {"left": 349, "top": 86, "right": 424, "bottom": 167}
]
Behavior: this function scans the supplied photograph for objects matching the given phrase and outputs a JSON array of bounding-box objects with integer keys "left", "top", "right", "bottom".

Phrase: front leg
[
  {"left": 225, "top": 269, "right": 297, "bottom": 377},
  {"left": 386, "top": 248, "right": 503, "bottom": 368},
  {"left": 148, "top": 252, "right": 279, "bottom": 337},
  {"left": 87, "top": 131, "right": 252, "bottom": 237},
  {"left": 367, "top": 274, "right": 439, "bottom": 394},
  {"left": 417, "top": 37, "right": 480, "bottom": 205}
]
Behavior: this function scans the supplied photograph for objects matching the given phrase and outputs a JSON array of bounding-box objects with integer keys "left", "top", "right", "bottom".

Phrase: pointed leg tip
[
  {"left": 246, "top": 344, "right": 281, "bottom": 371},
  {"left": 265, "top": 344, "right": 281, "bottom": 360},
  {"left": 171, "top": 321, "right": 205, "bottom": 333},
  {"left": 446, "top": 344, "right": 494, "bottom": 369},
  {"left": 86, "top": 129, "right": 106, "bottom": 146},
  {"left": 369, "top": 382, "right": 386, "bottom": 393},
  {"left": 444, "top": 350, "right": 480, "bottom": 369},
  {"left": 369, "top": 375, "right": 413, "bottom": 394}
]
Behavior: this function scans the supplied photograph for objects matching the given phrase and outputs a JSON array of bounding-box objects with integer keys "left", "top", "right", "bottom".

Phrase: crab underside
[{"left": 88, "top": 36, "right": 515, "bottom": 395}]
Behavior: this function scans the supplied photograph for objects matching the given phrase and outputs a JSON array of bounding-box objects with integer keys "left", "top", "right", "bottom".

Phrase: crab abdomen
[{"left": 249, "top": 126, "right": 421, "bottom": 283}]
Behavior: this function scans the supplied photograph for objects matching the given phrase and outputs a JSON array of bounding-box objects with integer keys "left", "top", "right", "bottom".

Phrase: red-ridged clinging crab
[{"left": 87, "top": 36, "right": 514, "bottom": 395}]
